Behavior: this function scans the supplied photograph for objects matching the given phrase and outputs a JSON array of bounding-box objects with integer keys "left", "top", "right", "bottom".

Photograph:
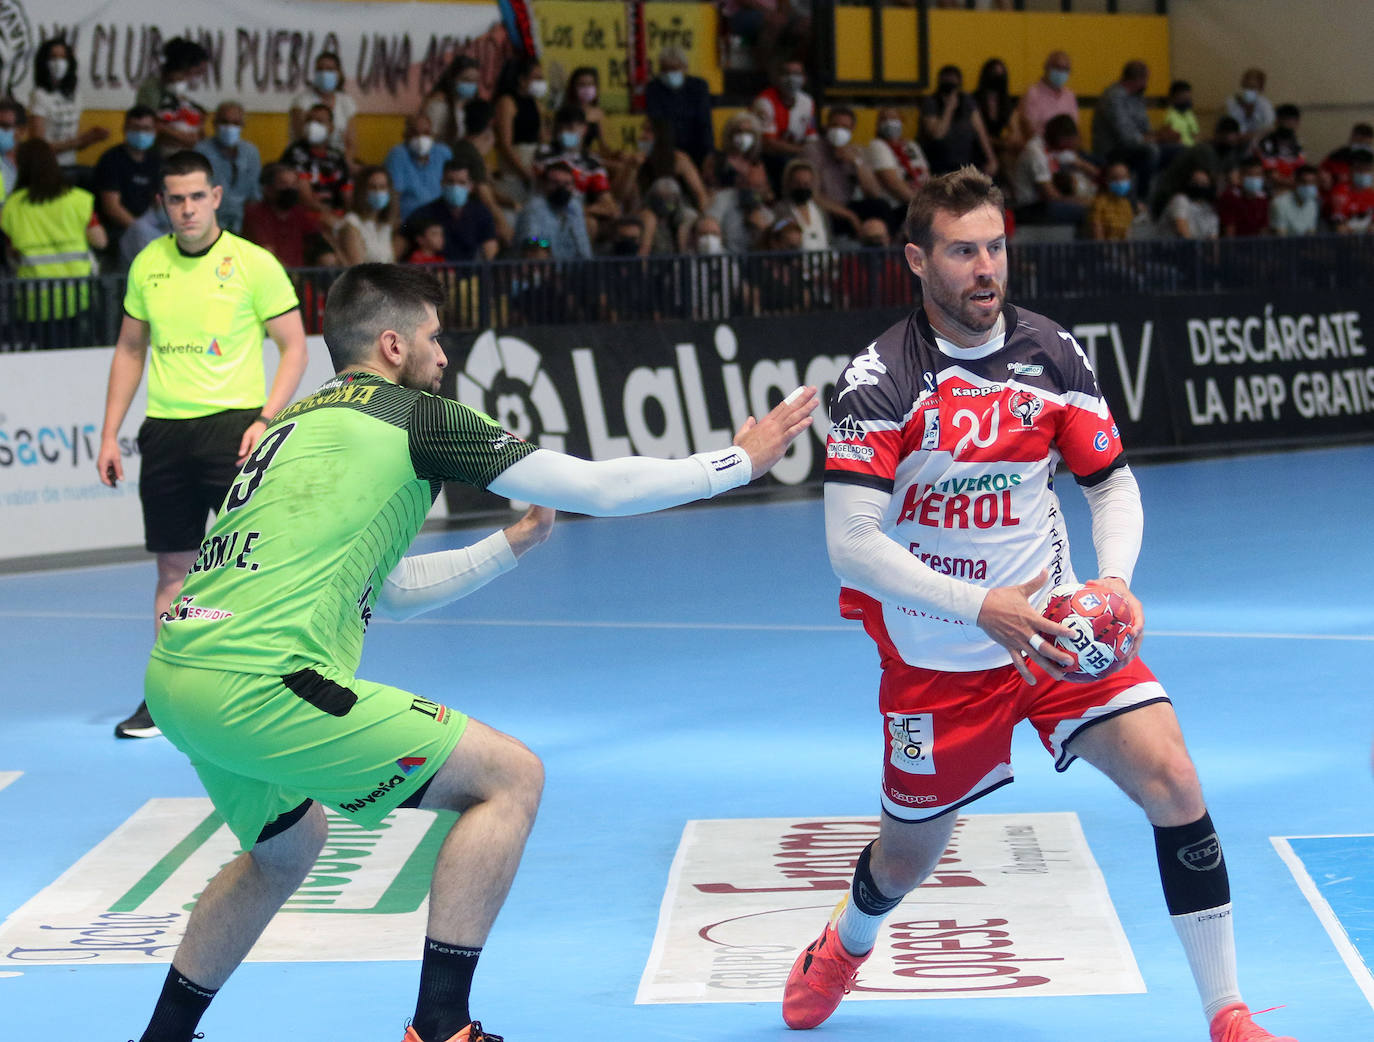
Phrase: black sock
[
  {"left": 411, "top": 937, "right": 482, "bottom": 1042},
  {"left": 139, "top": 966, "right": 217, "bottom": 1042}
]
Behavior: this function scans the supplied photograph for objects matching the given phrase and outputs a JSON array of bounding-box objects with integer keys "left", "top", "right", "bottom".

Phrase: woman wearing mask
[
  {"left": 919, "top": 64, "right": 998, "bottom": 177},
  {"left": 493, "top": 56, "right": 549, "bottom": 200},
  {"left": 29, "top": 39, "right": 109, "bottom": 170},
  {"left": 338, "top": 166, "right": 401, "bottom": 264},
  {"left": 864, "top": 107, "right": 930, "bottom": 209},
  {"left": 424, "top": 55, "right": 483, "bottom": 149},
  {"left": 289, "top": 52, "right": 357, "bottom": 168},
  {"left": 702, "top": 112, "right": 774, "bottom": 254},
  {"left": 1161, "top": 168, "right": 1220, "bottom": 240},
  {"left": 620, "top": 117, "right": 709, "bottom": 216},
  {"left": 774, "top": 158, "right": 829, "bottom": 252},
  {"left": 1088, "top": 161, "right": 1142, "bottom": 241},
  {"left": 567, "top": 67, "right": 608, "bottom": 154},
  {"left": 1, "top": 139, "right": 107, "bottom": 347},
  {"left": 973, "top": 57, "right": 1023, "bottom": 174}
]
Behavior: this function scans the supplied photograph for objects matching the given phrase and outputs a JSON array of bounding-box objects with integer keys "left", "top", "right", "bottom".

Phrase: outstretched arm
[
  {"left": 488, "top": 387, "right": 818, "bottom": 515},
  {"left": 375, "top": 506, "right": 555, "bottom": 620}
]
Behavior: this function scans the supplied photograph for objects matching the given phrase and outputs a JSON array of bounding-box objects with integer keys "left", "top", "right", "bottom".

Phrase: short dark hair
[
  {"left": 1295, "top": 164, "right": 1319, "bottom": 179},
  {"left": 442, "top": 157, "right": 475, "bottom": 178},
  {"left": 903, "top": 166, "right": 1004, "bottom": 251},
  {"left": 161, "top": 150, "right": 215, "bottom": 188},
  {"left": 1122, "top": 60, "right": 1148, "bottom": 82},
  {"left": 323, "top": 264, "right": 446, "bottom": 371},
  {"left": 1044, "top": 113, "right": 1079, "bottom": 147},
  {"left": 553, "top": 104, "right": 586, "bottom": 129},
  {"left": 1240, "top": 155, "right": 1264, "bottom": 171},
  {"left": 1276, "top": 103, "right": 1301, "bottom": 121},
  {"left": 1169, "top": 79, "right": 1191, "bottom": 96},
  {"left": 1215, "top": 116, "right": 1240, "bottom": 135},
  {"left": 1353, "top": 122, "right": 1374, "bottom": 138},
  {"left": 0, "top": 98, "right": 27, "bottom": 126},
  {"left": 827, "top": 104, "right": 855, "bottom": 124},
  {"left": 162, "top": 37, "right": 209, "bottom": 75},
  {"left": 125, "top": 105, "right": 155, "bottom": 124}
]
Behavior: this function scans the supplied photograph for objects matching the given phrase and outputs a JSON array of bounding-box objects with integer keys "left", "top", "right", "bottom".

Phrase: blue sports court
[{"left": 1, "top": 444, "right": 1371, "bottom": 1040}]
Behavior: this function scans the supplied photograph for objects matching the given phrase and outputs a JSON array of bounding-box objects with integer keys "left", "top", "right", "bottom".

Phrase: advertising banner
[
  {"left": 637, "top": 813, "right": 1143, "bottom": 1003},
  {"left": 5, "top": 0, "right": 502, "bottom": 115}
]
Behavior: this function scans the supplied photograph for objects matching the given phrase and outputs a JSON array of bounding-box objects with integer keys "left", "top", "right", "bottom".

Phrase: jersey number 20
[{"left": 225, "top": 423, "right": 295, "bottom": 512}]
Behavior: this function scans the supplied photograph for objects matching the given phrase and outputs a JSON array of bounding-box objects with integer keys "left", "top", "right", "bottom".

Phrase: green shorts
[{"left": 145, "top": 657, "right": 469, "bottom": 848}]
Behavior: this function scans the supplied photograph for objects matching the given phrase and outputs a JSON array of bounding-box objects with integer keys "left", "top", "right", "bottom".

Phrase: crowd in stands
[{"left": 2, "top": 29, "right": 1373, "bottom": 340}]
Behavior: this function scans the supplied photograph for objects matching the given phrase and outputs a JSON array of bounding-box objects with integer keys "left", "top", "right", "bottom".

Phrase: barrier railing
[{"left": 4, "top": 234, "right": 1374, "bottom": 350}]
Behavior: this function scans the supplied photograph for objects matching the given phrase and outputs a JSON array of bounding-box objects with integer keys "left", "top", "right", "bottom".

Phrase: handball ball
[{"left": 1041, "top": 582, "right": 1137, "bottom": 682}]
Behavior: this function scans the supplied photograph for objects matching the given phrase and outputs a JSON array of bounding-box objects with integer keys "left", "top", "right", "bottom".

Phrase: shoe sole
[{"left": 114, "top": 726, "right": 162, "bottom": 739}]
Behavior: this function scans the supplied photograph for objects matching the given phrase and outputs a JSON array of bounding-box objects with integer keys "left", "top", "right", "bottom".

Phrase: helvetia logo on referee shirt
[
  {"left": 205, "top": 339, "right": 222, "bottom": 357},
  {"left": 0, "top": 799, "right": 451, "bottom": 964}
]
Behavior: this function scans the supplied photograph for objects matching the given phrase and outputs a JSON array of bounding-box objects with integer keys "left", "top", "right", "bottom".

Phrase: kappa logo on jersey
[
  {"left": 836, "top": 343, "right": 887, "bottom": 401},
  {"left": 1008, "top": 390, "right": 1043, "bottom": 429},
  {"left": 830, "top": 414, "right": 868, "bottom": 442},
  {"left": 888, "top": 712, "right": 935, "bottom": 775}
]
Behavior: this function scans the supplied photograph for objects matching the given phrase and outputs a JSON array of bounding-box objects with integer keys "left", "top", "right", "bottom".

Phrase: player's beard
[
  {"left": 398, "top": 342, "right": 444, "bottom": 392},
  {"left": 924, "top": 269, "right": 1005, "bottom": 343}
]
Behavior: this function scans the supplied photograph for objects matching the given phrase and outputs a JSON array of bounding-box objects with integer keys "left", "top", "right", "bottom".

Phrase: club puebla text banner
[{"left": 0, "top": 0, "right": 502, "bottom": 115}]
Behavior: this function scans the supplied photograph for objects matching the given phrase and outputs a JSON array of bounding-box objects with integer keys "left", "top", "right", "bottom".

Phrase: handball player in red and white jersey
[{"left": 782, "top": 167, "right": 1298, "bottom": 1042}]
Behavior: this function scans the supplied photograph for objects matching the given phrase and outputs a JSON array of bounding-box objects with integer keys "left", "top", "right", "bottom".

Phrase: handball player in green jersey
[
  {"left": 129, "top": 263, "right": 818, "bottom": 1042},
  {"left": 97, "top": 150, "right": 309, "bottom": 740}
]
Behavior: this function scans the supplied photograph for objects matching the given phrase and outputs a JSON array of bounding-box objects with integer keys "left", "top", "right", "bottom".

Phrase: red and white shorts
[{"left": 877, "top": 656, "right": 1167, "bottom": 822}]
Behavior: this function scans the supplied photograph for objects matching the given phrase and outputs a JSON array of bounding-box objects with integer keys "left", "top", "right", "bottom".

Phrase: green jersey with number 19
[{"left": 150, "top": 371, "right": 538, "bottom": 676}]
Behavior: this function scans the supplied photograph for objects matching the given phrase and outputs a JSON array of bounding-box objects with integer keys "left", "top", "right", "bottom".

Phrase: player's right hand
[
  {"left": 732, "top": 386, "right": 818, "bottom": 477},
  {"left": 96, "top": 436, "right": 123, "bottom": 487},
  {"left": 505, "top": 505, "right": 556, "bottom": 558},
  {"left": 976, "top": 569, "right": 1077, "bottom": 685}
]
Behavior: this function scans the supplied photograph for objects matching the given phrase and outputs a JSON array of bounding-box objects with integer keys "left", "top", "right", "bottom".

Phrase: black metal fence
[{"left": 4, "top": 234, "right": 1374, "bottom": 350}]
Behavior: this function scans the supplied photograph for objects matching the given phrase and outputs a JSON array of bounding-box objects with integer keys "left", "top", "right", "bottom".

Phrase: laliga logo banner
[
  {"left": 8, "top": 0, "right": 503, "bottom": 115},
  {"left": 637, "top": 813, "right": 1144, "bottom": 1003}
]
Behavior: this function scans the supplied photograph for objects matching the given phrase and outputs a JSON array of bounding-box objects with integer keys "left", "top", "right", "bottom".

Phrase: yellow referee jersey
[{"left": 124, "top": 231, "right": 300, "bottom": 420}]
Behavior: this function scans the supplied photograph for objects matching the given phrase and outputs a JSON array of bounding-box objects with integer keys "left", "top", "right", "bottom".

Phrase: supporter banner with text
[{"left": 3, "top": 0, "right": 502, "bottom": 114}]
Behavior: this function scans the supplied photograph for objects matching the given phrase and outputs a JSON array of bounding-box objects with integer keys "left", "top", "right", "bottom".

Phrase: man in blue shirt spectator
[
  {"left": 194, "top": 101, "right": 261, "bottom": 233},
  {"left": 385, "top": 112, "right": 453, "bottom": 219},
  {"left": 512, "top": 161, "right": 592, "bottom": 259},
  {"left": 645, "top": 45, "right": 714, "bottom": 168},
  {"left": 401, "top": 158, "right": 499, "bottom": 262}
]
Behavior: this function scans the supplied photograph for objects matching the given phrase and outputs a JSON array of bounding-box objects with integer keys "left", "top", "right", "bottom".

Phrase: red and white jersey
[
  {"left": 751, "top": 87, "right": 817, "bottom": 145},
  {"left": 826, "top": 305, "right": 1127, "bottom": 671}
]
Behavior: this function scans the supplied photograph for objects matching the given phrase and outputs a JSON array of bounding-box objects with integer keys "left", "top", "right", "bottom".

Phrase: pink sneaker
[
  {"left": 1209, "top": 1002, "right": 1297, "bottom": 1042},
  {"left": 782, "top": 919, "right": 870, "bottom": 1029}
]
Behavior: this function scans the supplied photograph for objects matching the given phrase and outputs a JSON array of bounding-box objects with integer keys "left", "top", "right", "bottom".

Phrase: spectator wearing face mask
[
  {"left": 1151, "top": 116, "right": 1247, "bottom": 220},
  {"left": 752, "top": 59, "right": 817, "bottom": 190},
  {"left": 0, "top": 99, "right": 26, "bottom": 204},
  {"left": 803, "top": 105, "right": 885, "bottom": 238},
  {"left": 401, "top": 158, "right": 498, "bottom": 262},
  {"left": 1091, "top": 60, "right": 1158, "bottom": 195},
  {"left": 1013, "top": 50, "right": 1078, "bottom": 144},
  {"left": 94, "top": 106, "right": 161, "bottom": 235},
  {"left": 1327, "top": 154, "right": 1374, "bottom": 234},
  {"left": 1160, "top": 169, "right": 1219, "bottom": 240},
  {"left": 704, "top": 112, "right": 774, "bottom": 254},
  {"left": 637, "top": 175, "right": 699, "bottom": 255},
  {"left": 1011, "top": 113, "right": 1095, "bottom": 227},
  {"left": 1256, "top": 104, "right": 1306, "bottom": 188},
  {"left": 645, "top": 45, "right": 714, "bottom": 169},
  {"left": 687, "top": 214, "right": 750, "bottom": 319},
  {"left": 493, "top": 56, "right": 549, "bottom": 199},
  {"left": 385, "top": 113, "right": 453, "bottom": 219},
  {"left": 241, "top": 162, "right": 332, "bottom": 268},
  {"left": 194, "top": 102, "right": 261, "bottom": 233},
  {"left": 1270, "top": 165, "right": 1322, "bottom": 236},
  {"left": 280, "top": 103, "right": 350, "bottom": 212},
  {"left": 920, "top": 65, "right": 997, "bottom": 177},
  {"left": 448, "top": 98, "right": 514, "bottom": 248},
  {"left": 566, "top": 67, "right": 607, "bottom": 154},
  {"left": 533, "top": 105, "right": 617, "bottom": 240},
  {"left": 865, "top": 107, "right": 929, "bottom": 211},
  {"left": 1087, "top": 161, "right": 1140, "bottom": 241},
  {"left": 1217, "top": 157, "right": 1270, "bottom": 237},
  {"left": 29, "top": 38, "right": 108, "bottom": 170},
  {"left": 289, "top": 52, "right": 356, "bottom": 167},
  {"left": 1162, "top": 80, "right": 1200, "bottom": 149},
  {"left": 513, "top": 161, "right": 592, "bottom": 259},
  {"left": 620, "top": 117, "right": 710, "bottom": 217},
  {"left": 1224, "top": 68, "right": 1275, "bottom": 150},
  {"left": 337, "top": 166, "right": 401, "bottom": 264},
  {"left": 135, "top": 37, "right": 210, "bottom": 155},
  {"left": 1321, "top": 123, "right": 1374, "bottom": 187},
  {"left": 424, "top": 55, "right": 483, "bottom": 149},
  {"left": 774, "top": 158, "right": 829, "bottom": 251}
]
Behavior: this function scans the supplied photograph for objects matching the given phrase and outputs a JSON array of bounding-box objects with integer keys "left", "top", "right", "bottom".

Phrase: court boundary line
[
  {"left": 1271, "top": 834, "right": 1374, "bottom": 1012},
  {"left": 1, "top": 610, "right": 1369, "bottom": 641}
]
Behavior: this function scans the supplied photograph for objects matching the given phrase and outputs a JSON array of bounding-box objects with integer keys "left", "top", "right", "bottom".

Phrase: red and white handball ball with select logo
[{"left": 1041, "top": 582, "right": 1138, "bottom": 682}]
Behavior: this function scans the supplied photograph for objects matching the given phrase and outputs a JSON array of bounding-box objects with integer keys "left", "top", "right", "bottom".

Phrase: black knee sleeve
[
  {"left": 851, "top": 841, "right": 903, "bottom": 916},
  {"left": 1154, "top": 812, "right": 1230, "bottom": 915}
]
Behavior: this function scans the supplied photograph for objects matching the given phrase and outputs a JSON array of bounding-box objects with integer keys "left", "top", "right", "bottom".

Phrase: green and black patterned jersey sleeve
[{"left": 407, "top": 392, "right": 539, "bottom": 488}]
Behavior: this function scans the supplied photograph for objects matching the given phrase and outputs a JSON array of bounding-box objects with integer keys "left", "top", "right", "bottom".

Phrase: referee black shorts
[{"left": 137, "top": 408, "right": 261, "bottom": 554}]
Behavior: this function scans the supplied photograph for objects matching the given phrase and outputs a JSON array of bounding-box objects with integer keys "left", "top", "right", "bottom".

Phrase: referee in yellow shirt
[{"left": 97, "top": 150, "right": 308, "bottom": 739}]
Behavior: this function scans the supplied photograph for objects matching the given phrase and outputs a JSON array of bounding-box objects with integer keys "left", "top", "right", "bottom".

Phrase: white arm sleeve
[
  {"left": 487, "top": 446, "right": 752, "bottom": 517},
  {"left": 374, "top": 530, "right": 517, "bottom": 621},
  {"left": 1080, "top": 465, "right": 1143, "bottom": 585},
  {"left": 824, "top": 482, "right": 990, "bottom": 624}
]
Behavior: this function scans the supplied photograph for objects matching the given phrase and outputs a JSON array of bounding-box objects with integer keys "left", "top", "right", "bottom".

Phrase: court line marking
[
  {"left": 0, "top": 611, "right": 1370, "bottom": 641},
  {"left": 0, "top": 772, "right": 20, "bottom": 794},
  {"left": 1271, "top": 835, "right": 1374, "bottom": 1012}
]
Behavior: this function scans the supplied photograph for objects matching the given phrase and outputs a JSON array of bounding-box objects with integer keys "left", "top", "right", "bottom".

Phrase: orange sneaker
[
  {"left": 782, "top": 916, "right": 870, "bottom": 1029},
  {"left": 401, "top": 1021, "right": 504, "bottom": 1042},
  {"left": 1209, "top": 1003, "right": 1297, "bottom": 1042}
]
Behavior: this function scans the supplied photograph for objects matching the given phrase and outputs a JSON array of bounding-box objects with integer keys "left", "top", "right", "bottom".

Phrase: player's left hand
[
  {"left": 505, "top": 505, "right": 556, "bottom": 558},
  {"left": 237, "top": 420, "right": 267, "bottom": 466},
  {"left": 1090, "top": 576, "right": 1145, "bottom": 661}
]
